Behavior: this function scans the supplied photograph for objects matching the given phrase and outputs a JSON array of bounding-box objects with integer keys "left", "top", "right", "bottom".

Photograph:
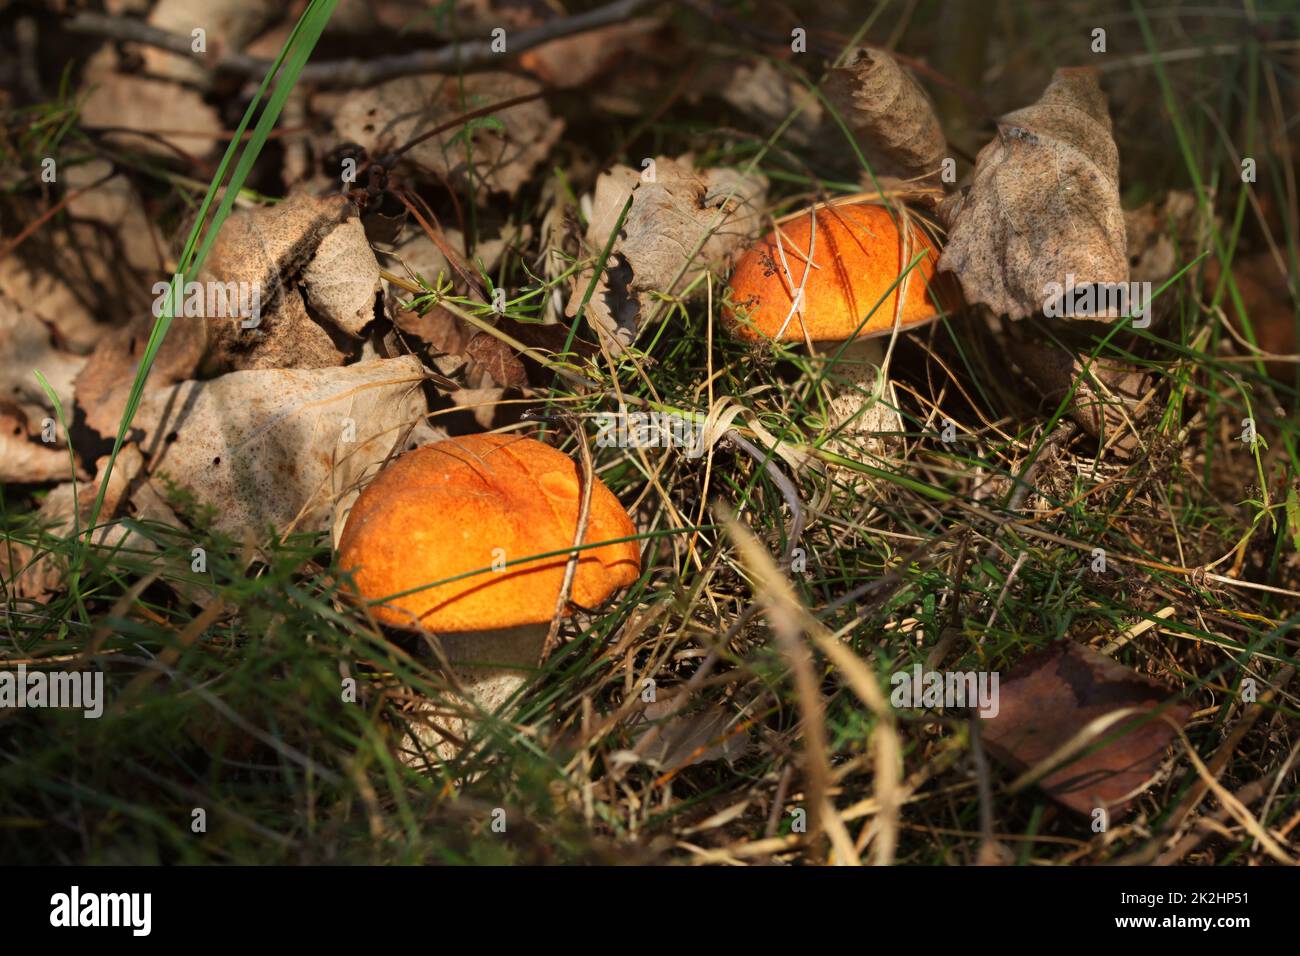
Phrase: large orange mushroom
[
  {"left": 338, "top": 433, "right": 640, "bottom": 760},
  {"left": 725, "top": 200, "right": 953, "bottom": 462}
]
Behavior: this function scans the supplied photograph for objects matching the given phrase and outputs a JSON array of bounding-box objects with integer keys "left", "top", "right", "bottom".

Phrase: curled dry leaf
[
  {"left": 78, "top": 48, "right": 222, "bottom": 159},
  {"left": 719, "top": 59, "right": 824, "bottom": 147},
  {"left": 382, "top": 224, "right": 551, "bottom": 386},
  {"left": 196, "top": 193, "right": 370, "bottom": 373},
  {"left": 463, "top": 332, "right": 527, "bottom": 389},
  {"left": 393, "top": 306, "right": 522, "bottom": 387},
  {"left": 566, "top": 155, "right": 767, "bottom": 349},
  {"left": 395, "top": 304, "right": 469, "bottom": 356},
  {"left": 504, "top": 315, "right": 600, "bottom": 362},
  {"left": 1009, "top": 339, "right": 1152, "bottom": 459},
  {"left": 0, "top": 292, "right": 86, "bottom": 414},
  {"left": 824, "top": 48, "right": 947, "bottom": 182},
  {"left": 982, "top": 641, "right": 1192, "bottom": 818},
  {"left": 394, "top": 305, "right": 472, "bottom": 380},
  {"left": 0, "top": 255, "right": 105, "bottom": 354},
  {"left": 0, "top": 401, "right": 83, "bottom": 484},
  {"left": 141, "top": 0, "right": 278, "bottom": 85},
  {"left": 334, "top": 73, "right": 563, "bottom": 198},
  {"left": 75, "top": 446, "right": 145, "bottom": 526},
  {"left": 137, "top": 355, "right": 427, "bottom": 539},
  {"left": 65, "top": 160, "right": 163, "bottom": 275},
  {"left": 300, "top": 216, "right": 381, "bottom": 337},
  {"left": 939, "top": 68, "right": 1128, "bottom": 320},
  {"left": 520, "top": 17, "right": 664, "bottom": 89}
]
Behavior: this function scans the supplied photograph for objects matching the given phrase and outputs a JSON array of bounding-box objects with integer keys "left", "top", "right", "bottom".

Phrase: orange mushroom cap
[
  {"left": 724, "top": 201, "right": 952, "bottom": 343},
  {"left": 338, "top": 434, "right": 640, "bottom": 632}
]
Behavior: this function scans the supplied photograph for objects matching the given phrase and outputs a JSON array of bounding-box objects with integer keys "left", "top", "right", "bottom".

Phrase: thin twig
[
  {"left": 524, "top": 409, "right": 595, "bottom": 665},
  {"left": 64, "top": 0, "right": 662, "bottom": 89},
  {"left": 382, "top": 92, "right": 543, "bottom": 164},
  {"left": 0, "top": 170, "right": 117, "bottom": 264},
  {"left": 968, "top": 715, "right": 998, "bottom": 864}
]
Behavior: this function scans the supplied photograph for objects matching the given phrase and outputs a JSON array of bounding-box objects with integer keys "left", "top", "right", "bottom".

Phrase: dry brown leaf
[
  {"left": 0, "top": 190, "right": 156, "bottom": 353},
  {"left": 566, "top": 155, "right": 767, "bottom": 349},
  {"left": 301, "top": 216, "right": 381, "bottom": 337},
  {"left": 392, "top": 307, "right": 506, "bottom": 387},
  {"left": 519, "top": 17, "right": 664, "bottom": 89},
  {"left": 1009, "top": 339, "right": 1152, "bottom": 458},
  {"left": 395, "top": 301, "right": 585, "bottom": 387},
  {"left": 0, "top": 292, "right": 86, "bottom": 415},
  {"left": 197, "top": 193, "right": 364, "bottom": 373},
  {"left": 78, "top": 48, "right": 222, "bottom": 158},
  {"left": 74, "top": 446, "right": 144, "bottom": 523},
  {"left": 334, "top": 73, "right": 563, "bottom": 198},
  {"left": 446, "top": 385, "right": 517, "bottom": 432},
  {"left": 65, "top": 160, "right": 163, "bottom": 274},
  {"left": 939, "top": 68, "right": 1127, "bottom": 320},
  {"left": 0, "top": 401, "right": 82, "bottom": 484},
  {"left": 719, "top": 59, "right": 824, "bottom": 147},
  {"left": 394, "top": 304, "right": 470, "bottom": 359},
  {"left": 0, "top": 255, "right": 105, "bottom": 354},
  {"left": 1121, "top": 190, "right": 1204, "bottom": 331},
  {"left": 1124, "top": 190, "right": 1201, "bottom": 288},
  {"left": 393, "top": 304, "right": 474, "bottom": 381},
  {"left": 982, "top": 641, "right": 1192, "bottom": 818},
  {"left": 503, "top": 315, "right": 600, "bottom": 362},
  {"left": 137, "top": 355, "right": 427, "bottom": 538},
  {"left": 464, "top": 331, "right": 527, "bottom": 389},
  {"left": 141, "top": 0, "right": 278, "bottom": 85},
  {"left": 74, "top": 313, "right": 207, "bottom": 440},
  {"left": 824, "top": 48, "right": 946, "bottom": 181}
]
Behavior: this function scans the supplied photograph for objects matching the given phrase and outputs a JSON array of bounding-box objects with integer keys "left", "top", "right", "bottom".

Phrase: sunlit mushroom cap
[
  {"left": 724, "top": 201, "right": 952, "bottom": 343},
  {"left": 338, "top": 434, "right": 640, "bottom": 631}
]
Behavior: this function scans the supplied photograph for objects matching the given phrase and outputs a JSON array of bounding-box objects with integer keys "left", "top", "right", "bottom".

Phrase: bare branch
[{"left": 64, "top": 0, "right": 664, "bottom": 89}]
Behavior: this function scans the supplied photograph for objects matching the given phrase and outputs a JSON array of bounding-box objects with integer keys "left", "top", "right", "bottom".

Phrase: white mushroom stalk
[
  {"left": 401, "top": 623, "right": 549, "bottom": 764},
  {"left": 819, "top": 336, "right": 902, "bottom": 465}
]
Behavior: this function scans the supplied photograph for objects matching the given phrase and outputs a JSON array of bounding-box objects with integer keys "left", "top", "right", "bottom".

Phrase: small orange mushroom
[
  {"left": 725, "top": 201, "right": 955, "bottom": 461},
  {"left": 726, "top": 200, "right": 948, "bottom": 342}
]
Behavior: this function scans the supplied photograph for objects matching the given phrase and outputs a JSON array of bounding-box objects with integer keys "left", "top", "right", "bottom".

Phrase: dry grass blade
[
  {"left": 803, "top": 626, "right": 902, "bottom": 865},
  {"left": 1173, "top": 721, "right": 1296, "bottom": 865},
  {"left": 722, "top": 508, "right": 859, "bottom": 865}
]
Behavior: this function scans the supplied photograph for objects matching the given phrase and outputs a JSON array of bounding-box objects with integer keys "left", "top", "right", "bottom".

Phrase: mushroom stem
[
  {"left": 401, "top": 622, "right": 550, "bottom": 765},
  {"left": 821, "top": 337, "right": 903, "bottom": 464}
]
